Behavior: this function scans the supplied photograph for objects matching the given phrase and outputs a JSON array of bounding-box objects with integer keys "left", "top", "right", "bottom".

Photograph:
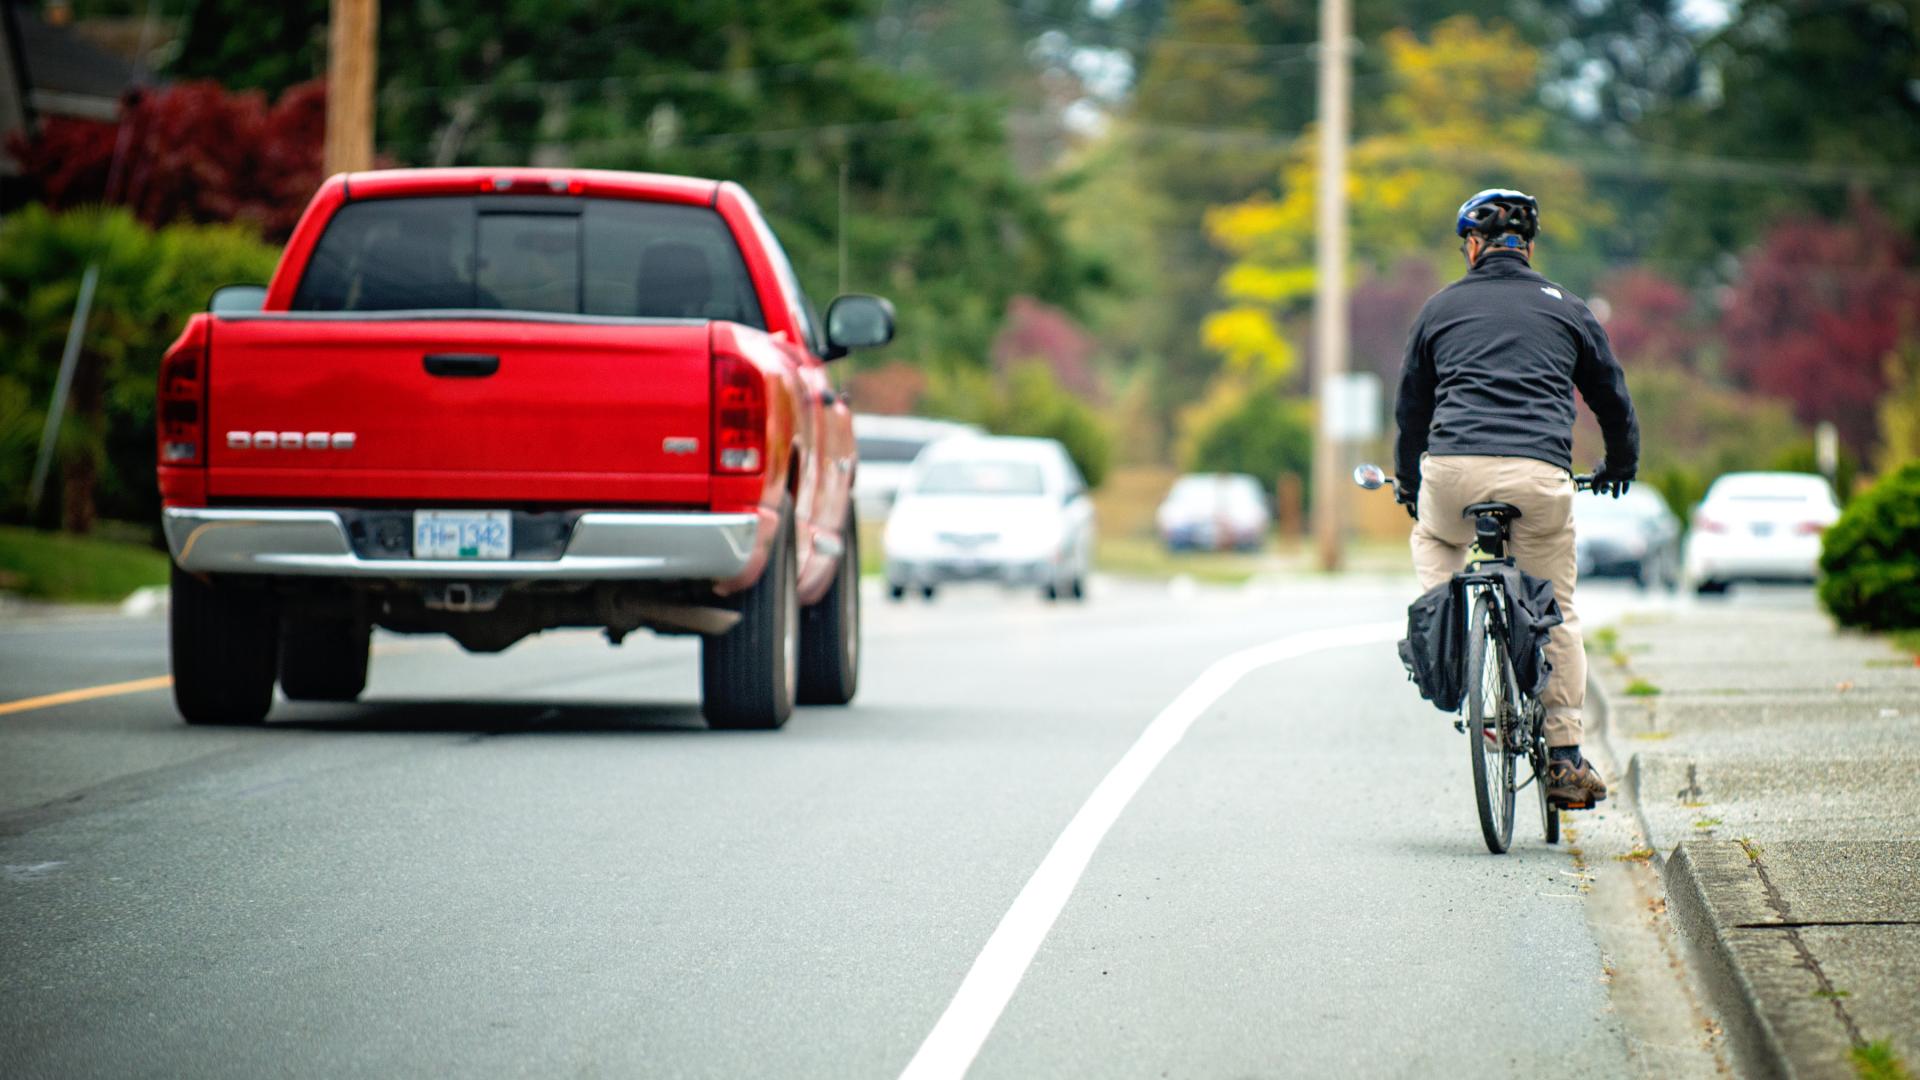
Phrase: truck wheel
[
  {"left": 280, "top": 615, "right": 371, "bottom": 702},
  {"left": 702, "top": 507, "right": 798, "bottom": 730},
  {"left": 170, "top": 565, "right": 279, "bottom": 725},
  {"left": 798, "top": 510, "right": 860, "bottom": 706}
]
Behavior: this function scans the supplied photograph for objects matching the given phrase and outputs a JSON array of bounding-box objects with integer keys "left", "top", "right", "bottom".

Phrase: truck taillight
[
  {"left": 157, "top": 336, "right": 207, "bottom": 466},
  {"left": 713, "top": 353, "right": 766, "bottom": 474}
]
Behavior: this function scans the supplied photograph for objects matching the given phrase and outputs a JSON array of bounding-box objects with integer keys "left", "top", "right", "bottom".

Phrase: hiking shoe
[{"left": 1546, "top": 758, "right": 1608, "bottom": 807}]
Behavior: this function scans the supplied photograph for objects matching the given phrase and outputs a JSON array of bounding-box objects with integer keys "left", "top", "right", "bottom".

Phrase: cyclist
[{"left": 1393, "top": 188, "right": 1639, "bottom": 808}]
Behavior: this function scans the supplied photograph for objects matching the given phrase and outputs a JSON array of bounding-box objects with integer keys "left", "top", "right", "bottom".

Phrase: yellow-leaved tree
[{"left": 1200, "top": 16, "right": 1605, "bottom": 378}]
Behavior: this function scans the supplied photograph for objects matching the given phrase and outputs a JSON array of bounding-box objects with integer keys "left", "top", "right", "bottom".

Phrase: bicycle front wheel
[{"left": 1466, "top": 591, "right": 1516, "bottom": 854}]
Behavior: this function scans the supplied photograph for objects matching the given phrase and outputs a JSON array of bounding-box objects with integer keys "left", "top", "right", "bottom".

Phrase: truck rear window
[{"left": 291, "top": 196, "right": 765, "bottom": 327}]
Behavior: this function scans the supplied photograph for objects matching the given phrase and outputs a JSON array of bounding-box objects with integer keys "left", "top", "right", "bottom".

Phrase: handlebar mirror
[{"left": 1353, "top": 463, "right": 1387, "bottom": 490}]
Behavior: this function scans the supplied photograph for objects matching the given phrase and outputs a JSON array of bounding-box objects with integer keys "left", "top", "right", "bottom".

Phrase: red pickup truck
[{"left": 155, "top": 168, "right": 892, "bottom": 730}]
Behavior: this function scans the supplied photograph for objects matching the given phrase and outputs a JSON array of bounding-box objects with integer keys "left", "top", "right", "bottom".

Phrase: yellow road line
[{"left": 0, "top": 675, "right": 173, "bottom": 717}]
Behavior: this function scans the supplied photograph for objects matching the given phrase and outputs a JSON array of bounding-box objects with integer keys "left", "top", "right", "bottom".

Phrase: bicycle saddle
[{"left": 1462, "top": 501, "right": 1522, "bottom": 521}]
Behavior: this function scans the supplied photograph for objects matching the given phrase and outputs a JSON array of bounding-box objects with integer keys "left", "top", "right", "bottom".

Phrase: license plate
[
  {"left": 413, "top": 510, "right": 512, "bottom": 559},
  {"left": 1751, "top": 523, "right": 1774, "bottom": 537}
]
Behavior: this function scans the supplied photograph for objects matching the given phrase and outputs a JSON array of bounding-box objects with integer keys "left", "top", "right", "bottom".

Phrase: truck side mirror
[
  {"left": 209, "top": 284, "right": 268, "bottom": 314},
  {"left": 823, "top": 294, "right": 895, "bottom": 359}
]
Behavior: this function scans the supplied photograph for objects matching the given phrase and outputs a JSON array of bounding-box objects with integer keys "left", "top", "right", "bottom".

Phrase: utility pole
[
  {"left": 324, "top": 0, "right": 378, "bottom": 176},
  {"left": 1311, "top": 0, "right": 1351, "bottom": 572}
]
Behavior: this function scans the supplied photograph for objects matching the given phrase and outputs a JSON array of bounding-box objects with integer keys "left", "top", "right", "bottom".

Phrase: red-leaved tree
[
  {"left": 8, "top": 79, "right": 327, "bottom": 241},
  {"left": 1593, "top": 268, "right": 1704, "bottom": 370},
  {"left": 991, "top": 296, "right": 1102, "bottom": 399},
  {"left": 1719, "top": 201, "right": 1920, "bottom": 454}
]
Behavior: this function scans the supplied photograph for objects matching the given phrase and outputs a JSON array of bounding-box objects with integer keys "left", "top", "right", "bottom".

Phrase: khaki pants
[{"left": 1411, "top": 454, "right": 1584, "bottom": 747}]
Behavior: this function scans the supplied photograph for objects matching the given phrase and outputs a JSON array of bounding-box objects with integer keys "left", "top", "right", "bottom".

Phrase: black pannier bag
[
  {"left": 1399, "top": 580, "right": 1466, "bottom": 711},
  {"left": 1399, "top": 568, "right": 1564, "bottom": 712},
  {"left": 1487, "top": 564, "right": 1563, "bottom": 699}
]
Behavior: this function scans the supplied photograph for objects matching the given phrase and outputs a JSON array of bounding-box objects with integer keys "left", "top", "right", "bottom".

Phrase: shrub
[
  {"left": 1175, "top": 372, "right": 1313, "bottom": 499},
  {"left": 0, "top": 205, "right": 279, "bottom": 530},
  {"left": 1819, "top": 461, "right": 1920, "bottom": 630}
]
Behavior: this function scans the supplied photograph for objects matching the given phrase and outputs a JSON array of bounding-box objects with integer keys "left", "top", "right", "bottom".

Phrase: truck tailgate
[{"left": 206, "top": 318, "right": 711, "bottom": 504}]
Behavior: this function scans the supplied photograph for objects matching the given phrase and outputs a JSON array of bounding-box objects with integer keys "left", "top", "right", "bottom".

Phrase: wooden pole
[
  {"left": 324, "top": 0, "right": 378, "bottom": 176},
  {"left": 1311, "top": 0, "right": 1350, "bottom": 572}
]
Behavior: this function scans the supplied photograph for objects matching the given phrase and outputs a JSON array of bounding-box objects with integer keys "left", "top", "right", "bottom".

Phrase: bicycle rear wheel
[{"left": 1466, "top": 591, "right": 1516, "bottom": 854}]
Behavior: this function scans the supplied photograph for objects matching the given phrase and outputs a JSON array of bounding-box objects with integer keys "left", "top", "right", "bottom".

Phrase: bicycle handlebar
[{"left": 1352, "top": 462, "right": 1597, "bottom": 497}]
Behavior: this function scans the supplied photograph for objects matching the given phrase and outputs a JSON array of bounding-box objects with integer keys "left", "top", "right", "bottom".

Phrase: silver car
[{"left": 882, "top": 436, "right": 1095, "bottom": 602}]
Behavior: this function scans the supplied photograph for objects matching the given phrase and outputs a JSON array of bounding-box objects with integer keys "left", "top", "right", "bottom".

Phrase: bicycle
[{"left": 1354, "top": 463, "right": 1594, "bottom": 854}]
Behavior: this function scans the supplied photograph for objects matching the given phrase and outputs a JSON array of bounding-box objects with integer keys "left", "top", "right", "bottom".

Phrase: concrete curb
[
  {"left": 1664, "top": 843, "right": 1805, "bottom": 1080},
  {"left": 1587, "top": 667, "right": 1792, "bottom": 1080}
]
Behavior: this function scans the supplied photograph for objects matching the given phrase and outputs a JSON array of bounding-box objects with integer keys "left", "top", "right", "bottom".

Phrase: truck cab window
[{"left": 292, "top": 196, "right": 764, "bottom": 328}]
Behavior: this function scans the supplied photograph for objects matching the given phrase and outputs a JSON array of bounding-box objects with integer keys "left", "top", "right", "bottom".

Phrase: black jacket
[{"left": 1394, "top": 250, "right": 1638, "bottom": 488}]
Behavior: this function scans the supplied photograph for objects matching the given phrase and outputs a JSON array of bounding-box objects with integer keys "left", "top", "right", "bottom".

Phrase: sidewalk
[{"left": 1591, "top": 597, "right": 1920, "bottom": 1080}]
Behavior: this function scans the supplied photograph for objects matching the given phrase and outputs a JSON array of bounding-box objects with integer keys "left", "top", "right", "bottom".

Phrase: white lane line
[{"left": 899, "top": 619, "right": 1403, "bottom": 1080}]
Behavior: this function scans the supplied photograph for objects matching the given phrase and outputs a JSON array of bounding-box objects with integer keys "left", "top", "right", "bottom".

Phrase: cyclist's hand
[
  {"left": 1591, "top": 463, "right": 1634, "bottom": 499},
  {"left": 1395, "top": 484, "right": 1420, "bottom": 520}
]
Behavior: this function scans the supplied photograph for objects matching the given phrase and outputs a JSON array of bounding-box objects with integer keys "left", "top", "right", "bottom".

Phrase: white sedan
[
  {"left": 1683, "top": 471, "right": 1840, "bottom": 594},
  {"left": 882, "top": 436, "right": 1095, "bottom": 602}
]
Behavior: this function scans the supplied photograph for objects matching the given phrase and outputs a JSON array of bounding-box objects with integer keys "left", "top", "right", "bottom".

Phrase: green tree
[
  {"left": 1640, "top": 1, "right": 1920, "bottom": 271},
  {"left": 164, "top": 0, "right": 1090, "bottom": 374}
]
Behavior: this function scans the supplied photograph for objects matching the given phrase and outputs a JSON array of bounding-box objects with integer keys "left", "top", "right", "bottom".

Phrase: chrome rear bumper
[{"left": 163, "top": 507, "right": 758, "bottom": 581}]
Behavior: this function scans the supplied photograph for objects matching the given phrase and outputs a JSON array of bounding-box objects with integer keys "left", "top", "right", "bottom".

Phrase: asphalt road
[{"left": 1, "top": 575, "right": 1731, "bottom": 1078}]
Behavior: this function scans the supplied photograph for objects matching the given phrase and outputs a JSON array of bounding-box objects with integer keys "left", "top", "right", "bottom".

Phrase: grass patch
[
  {"left": 1588, "top": 626, "right": 1619, "bottom": 654},
  {"left": 1812, "top": 988, "right": 1853, "bottom": 1000},
  {"left": 858, "top": 521, "right": 886, "bottom": 578},
  {"left": 1889, "top": 629, "right": 1920, "bottom": 660},
  {"left": 1694, "top": 817, "right": 1723, "bottom": 829},
  {"left": 1851, "top": 1040, "right": 1913, "bottom": 1080},
  {"left": 1624, "top": 678, "right": 1662, "bottom": 697},
  {"left": 0, "top": 525, "right": 169, "bottom": 603},
  {"left": 1614, "top": 847, "right": 1655, "bottom": 863},
  {"left": 1095, "top": 535, "right": 1266, "bottom": 585},
  {"left": 1631, "top": 731, "right": 1674, "bottom": 741}
]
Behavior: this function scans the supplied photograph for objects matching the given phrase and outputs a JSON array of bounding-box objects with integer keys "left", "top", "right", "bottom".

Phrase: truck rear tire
[
  {"left": 798, "top": 510, "right": 860, "bottom": 706},
  {"left": 170, "top": 565, "right": 279, "bottom": 725},
  {"left": 702, "top": 508, "right": 798, "bottom": 730},
  {"left": 280, "top": 614, "right": 371, "bottom": 702}
]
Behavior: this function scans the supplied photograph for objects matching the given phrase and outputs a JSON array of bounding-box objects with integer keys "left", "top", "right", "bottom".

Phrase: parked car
[
  {"left": 881, "top": 436, "right": 1094, "bottom": 602},
  {"left": 156, "top": 167, "right": 893, "bottom": 730},
  {"left": 1575, "top": 486, "right": 1681, "bottom": 590},
  {"left": 1156, "top": 473, "right": 1272, "bottom": 552},
  {"left": 1683, "top": 472, "right": 1841, "bottom": 594},
  {"left": 851, "top": 414, "right": 982, "bottom": 520}
]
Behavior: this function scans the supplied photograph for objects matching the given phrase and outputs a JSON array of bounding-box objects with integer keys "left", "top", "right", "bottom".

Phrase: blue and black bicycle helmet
[{"left": 1455, "top": 188, "right": 1539, "bottom": 241}]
